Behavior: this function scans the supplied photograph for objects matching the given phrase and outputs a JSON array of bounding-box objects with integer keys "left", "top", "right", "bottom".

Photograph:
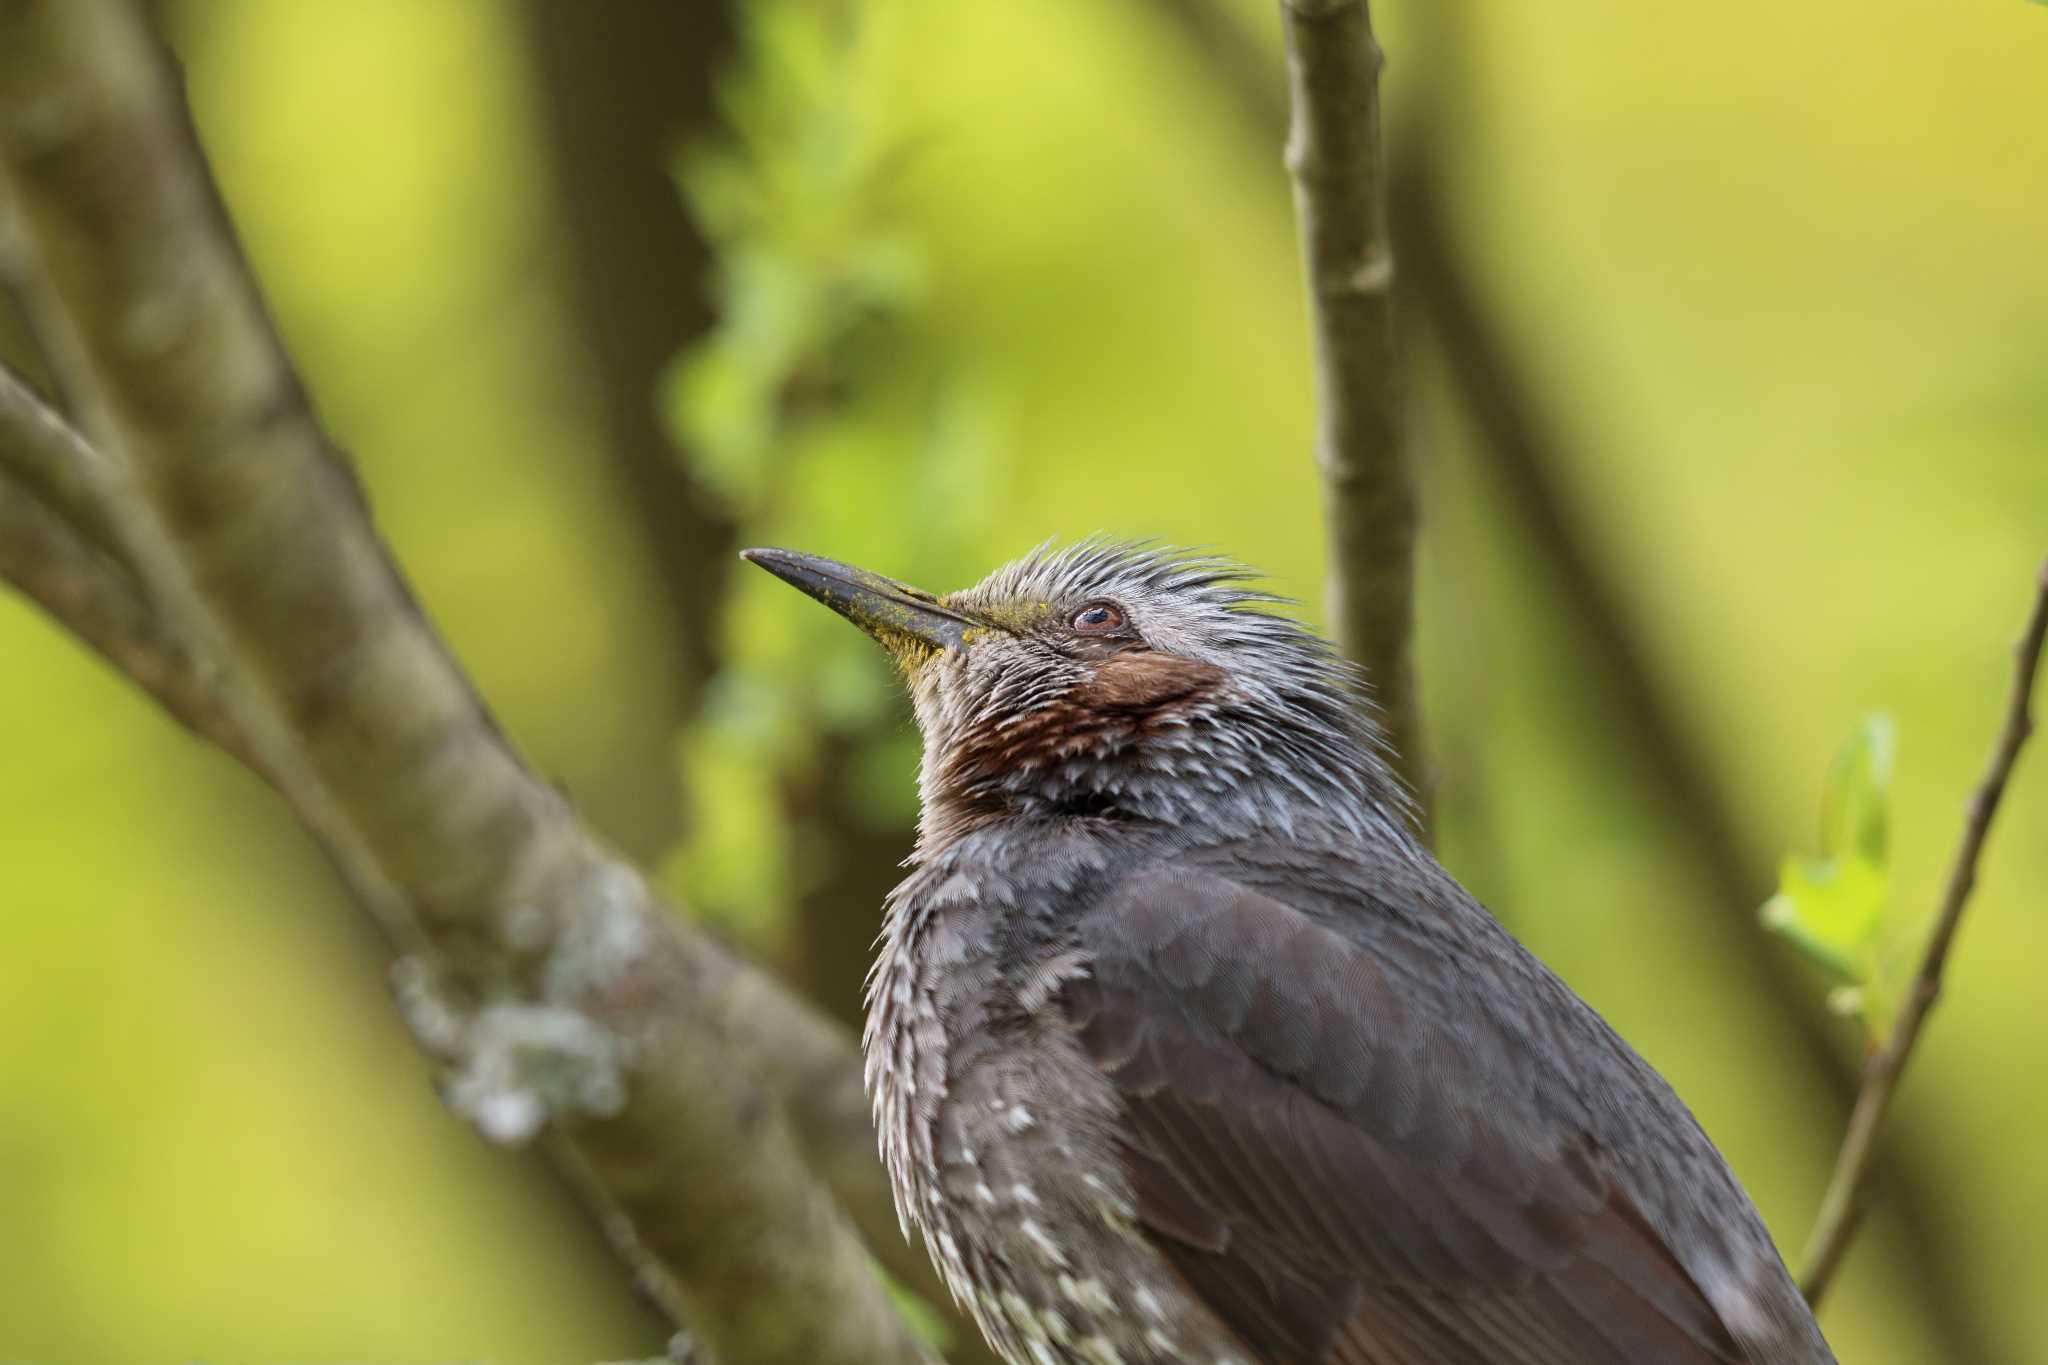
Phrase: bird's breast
[{"left": 867, "top": 862, "right": 1248, "bottom": 1365}]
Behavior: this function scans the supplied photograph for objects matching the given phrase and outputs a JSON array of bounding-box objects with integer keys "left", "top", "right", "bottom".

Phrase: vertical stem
[{"left": 1278, "top": 0, "right": 1426, "bottom": 823}]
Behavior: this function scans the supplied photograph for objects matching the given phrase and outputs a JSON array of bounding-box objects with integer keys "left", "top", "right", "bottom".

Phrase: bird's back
[{"left": 872, "top": 817, "right": 1837, "bottom": 1365}]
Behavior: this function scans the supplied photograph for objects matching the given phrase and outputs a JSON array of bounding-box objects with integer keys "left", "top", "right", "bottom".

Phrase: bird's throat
[{"left": 913, "top": 653, "right": 1231, "bottom": 853}]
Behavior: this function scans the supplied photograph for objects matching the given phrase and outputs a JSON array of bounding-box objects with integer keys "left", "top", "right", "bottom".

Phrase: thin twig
[
  {"left": 0, "top": 4, "right": 931, "bottom": 1360},
  {"left": 0, "top": 467, "right": 248, "bottom": 766},
  {"left": 0, "top": 357, "right": 135, "bottom": 569},
  {"left": 1798, "top": 559, "right": 2048, "bottom": 1303},
  {"left": 0, "top": 367, "right": 253, "bottom": 760},
  {"left": 1277, "top": 0, "right": 1426, "bottom": 822}
]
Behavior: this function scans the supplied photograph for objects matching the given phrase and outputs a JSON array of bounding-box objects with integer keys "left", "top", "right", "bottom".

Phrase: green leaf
[
  {"left": 1822, "top": 711, "right": 1894, "bottom": 865},
  {"left": 1760, "top": 712, "right": 1899, "bottom": 1038},
  {"left": 1760, "top": 852, "right": 1889, "bottom": 979}
]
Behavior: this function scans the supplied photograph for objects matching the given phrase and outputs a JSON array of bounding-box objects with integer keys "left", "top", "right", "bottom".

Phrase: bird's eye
[{"left": 1070, "top": 601, "right": 1124, "bottom": 634}]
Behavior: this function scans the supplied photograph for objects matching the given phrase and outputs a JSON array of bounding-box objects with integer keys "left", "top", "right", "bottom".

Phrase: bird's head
[{"left": 743, "top": 541, "right": 1412, "bottom": 854}]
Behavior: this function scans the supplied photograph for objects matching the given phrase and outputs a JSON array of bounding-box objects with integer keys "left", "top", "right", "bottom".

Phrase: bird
[{"left": 742, "top": 540, "right": 1838, "bottom": 1365}]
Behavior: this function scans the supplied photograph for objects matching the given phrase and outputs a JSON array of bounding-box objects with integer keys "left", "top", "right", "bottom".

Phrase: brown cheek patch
[
  {"left": 944, "top": 652, "right": 1228, "bottom": 792},
  {"left": 1073, "top": 651, "right": 1228, "bottom": 713}
]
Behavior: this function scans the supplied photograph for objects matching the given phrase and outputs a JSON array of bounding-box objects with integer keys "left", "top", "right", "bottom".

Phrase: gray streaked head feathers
[{"left": 904, "top": 539, "right": 1418, "bottom": 854}]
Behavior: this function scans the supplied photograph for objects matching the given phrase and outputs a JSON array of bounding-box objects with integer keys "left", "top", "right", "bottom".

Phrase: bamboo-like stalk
[{"left": 1277, "top": 0, "right": 1426, "bottom": 822}]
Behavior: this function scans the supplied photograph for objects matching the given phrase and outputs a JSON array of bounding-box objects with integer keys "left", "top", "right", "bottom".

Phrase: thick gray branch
[
  {"left": 1278, "top": 0, "right": 1424, "bottom": 818},
  {"left": 0, "top": 4, "right": 930, "bottom": 1361}
]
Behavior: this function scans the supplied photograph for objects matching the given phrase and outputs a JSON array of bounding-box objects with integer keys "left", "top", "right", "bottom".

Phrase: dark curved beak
[{"left": 741, "top": 547, "right": 982, "bottom": 656}]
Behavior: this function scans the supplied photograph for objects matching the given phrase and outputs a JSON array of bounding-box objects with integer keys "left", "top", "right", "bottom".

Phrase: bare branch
[
  {"left": 0, "top": 4, "right": 931, "bottom": 1360},
  {"left": 1277, "top": 0, "right": 1425, "bottom": 818},
  {"left": 1798, "top": 559, "right": 2048, "bottom": 1304},
  {"left": 0, "top": 357, "right": 129, "bottom": 560},
  {"left": 0, "top": 366, "right": 259, "bottom": 764}
]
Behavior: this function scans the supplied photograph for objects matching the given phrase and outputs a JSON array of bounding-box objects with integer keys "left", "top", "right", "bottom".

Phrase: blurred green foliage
[
  {"left": 2, "top": 0, "right": 2045, "bottom": 1362},
  {"left": 673, "top": 0, "right": 924, "bottom": 507},
  {"left": 664, "top": 0, "right": 1000, "bottom": 953}
]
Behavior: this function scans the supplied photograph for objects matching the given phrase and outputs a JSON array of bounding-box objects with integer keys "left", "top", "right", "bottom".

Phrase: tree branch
[
  {"left": 1798, "top": 559, "right": 2048, "bottom": 1304},
  {"left": 0, "top": 356, "right": 129, "bottom": 561},
  {"left": 0, "top": 364, "right": 259, "bottom": 765},
  {"left": 0, "top": 5, "right": 931, "bottom": 1361},
  {"left": 1277, "top": 0, "right": 1425, "bottom": 818}
]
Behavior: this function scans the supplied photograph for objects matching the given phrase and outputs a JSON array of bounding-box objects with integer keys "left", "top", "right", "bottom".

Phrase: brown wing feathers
[{"left": 1064, "top": 864, "right": 1749, "bottom": 1365}]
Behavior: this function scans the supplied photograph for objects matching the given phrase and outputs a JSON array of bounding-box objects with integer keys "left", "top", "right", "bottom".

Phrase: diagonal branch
[
  {"left": 1799, "top": 559, "right": 2048, "bottom": 1304},
  {"left": 0, "top": 356, "right": 132, "bottom": 566},
  {"left": 0, "top": 4, "right": 934, "bottom": 1361},
  {"left": 0, "top": 365, "right": 256, "bottom": 765},
  {"left": 1277, "top": 0, "right": 1426, "bottom": 820}
]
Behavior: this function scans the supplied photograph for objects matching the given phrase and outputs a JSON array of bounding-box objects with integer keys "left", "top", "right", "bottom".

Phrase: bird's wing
[{"left": 1060, "top": 854, "right": 1752, "bottom": 1365}]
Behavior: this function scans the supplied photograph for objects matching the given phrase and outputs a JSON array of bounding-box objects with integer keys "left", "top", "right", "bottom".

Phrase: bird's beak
[{"left": 741, "top": 548, "right": 982, "bottom": 658}]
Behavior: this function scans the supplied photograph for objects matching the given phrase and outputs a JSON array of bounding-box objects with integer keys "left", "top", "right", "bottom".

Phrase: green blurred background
[{"left": 2, "top": 0, "right": 2044, "bottom": 1360}]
